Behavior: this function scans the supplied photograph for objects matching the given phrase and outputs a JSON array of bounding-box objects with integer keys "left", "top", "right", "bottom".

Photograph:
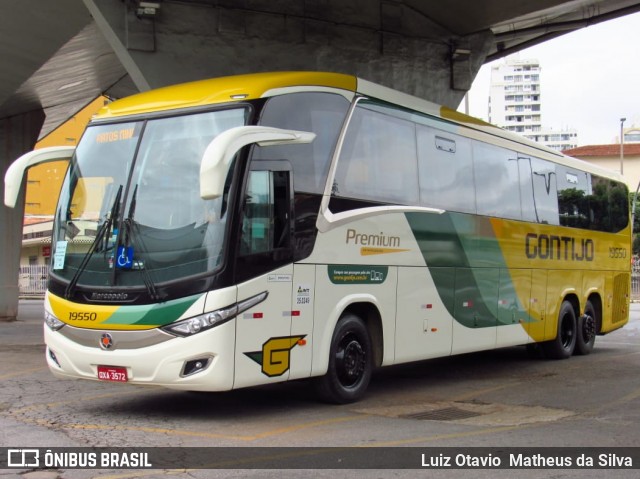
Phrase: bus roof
[
  {"left": 96, "top": 71, "right": 357, "bottom": 119},
  {"left": 95, "top": 71, "right": 625, "bottom": 185}
]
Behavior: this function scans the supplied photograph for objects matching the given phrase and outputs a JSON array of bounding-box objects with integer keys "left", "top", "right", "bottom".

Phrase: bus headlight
[
  {"left": 164, "top": 310, "right": 233, "bottom": 336},
  {"left": 163, "top": 291, "right": 268, "bottom": 337},
  {"left": 45, "top": 311, "right": 65, "bottom": 331}
]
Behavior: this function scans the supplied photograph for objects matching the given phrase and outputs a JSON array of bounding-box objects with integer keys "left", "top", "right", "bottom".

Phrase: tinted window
[
  {"left": 417, "top": 125, "right": 475, "bottom": 213},
  {"left": 325, "top": 97, "right": 629, "bottom": 233},
  {"left": 239, "top": 170, "right": 291, "bottom": 255},
  {"left": 256, "top": 92, "right": 350, "bottom": 194},
  {"left": 474, "top": 142, "right": 521, "bottom": 219},
  {"left": 517, "top": 156, "right": 537, "bottom": 223},
  {"left": 557, "top": 166, "right": 591, "bottom": 229},
  {"left": 564, "top": 173, "right": 629, "bottom": 233},
  {"left": 609, "top": 180, "right": 629, "bottom": 232},
  {"left": 529, "top": 157, "right": 559, "bottom": 225},
  {"left": 333, "top": 103, "right": 419, "bottom": 204}
]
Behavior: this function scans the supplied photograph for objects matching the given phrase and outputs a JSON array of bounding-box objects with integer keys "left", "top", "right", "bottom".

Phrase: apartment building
[
  {"left": 489, "top": 57, "right": 578, "bottom": 151},
  {"left": 489, "top": 58, "right": 542, "bottom": 132}
]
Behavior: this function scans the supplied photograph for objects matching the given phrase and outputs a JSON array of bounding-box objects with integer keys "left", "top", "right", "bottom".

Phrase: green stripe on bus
[
  {"left": 405, "top": 211, "right": 533, "bottom": 328},
  {"left": 102, "top": 294, "right": 202, "bottom": 326}
]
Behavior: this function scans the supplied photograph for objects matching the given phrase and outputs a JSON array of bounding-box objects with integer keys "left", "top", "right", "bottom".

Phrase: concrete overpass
[{"left": 2, "top": 0, "right": 640, "bottom": 319}]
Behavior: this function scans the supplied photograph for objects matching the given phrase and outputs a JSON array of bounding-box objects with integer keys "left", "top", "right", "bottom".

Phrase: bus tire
[
  {"left": 541, "top": 300, "right": 577, "bottom": 359},
  {"left": 315, "top": 313, "right": 373, "bottom": 404},
  {"left": 575, "top": 300, "right": 597, "bottom": 355}
]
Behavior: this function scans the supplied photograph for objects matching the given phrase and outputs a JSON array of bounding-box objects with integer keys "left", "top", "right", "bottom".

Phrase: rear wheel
[
  {"left": 541, "top": 300, "right": 576, "bottom": 359},
  {"left": 575, "top": 300, "right": 597, "bottom": 355},
  {"left": 315, "top": 313, "right": 373, "bottom": 404}
]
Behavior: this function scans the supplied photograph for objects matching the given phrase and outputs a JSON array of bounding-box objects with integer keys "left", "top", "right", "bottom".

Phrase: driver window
[{"left": 239, "top": 169, "right": 291, "bottom": 256}]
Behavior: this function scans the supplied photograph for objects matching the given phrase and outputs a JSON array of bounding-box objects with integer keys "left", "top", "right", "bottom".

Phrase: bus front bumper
[{"left": 43, "top": 321, "right": 236, "bottom": 391}]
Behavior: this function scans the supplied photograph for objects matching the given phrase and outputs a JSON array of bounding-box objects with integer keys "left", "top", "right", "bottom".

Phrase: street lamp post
[{"left": 620, "top": 117, "right": 626, "bottom": 175}]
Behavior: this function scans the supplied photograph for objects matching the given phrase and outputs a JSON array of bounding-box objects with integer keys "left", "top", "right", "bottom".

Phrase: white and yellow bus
[{"left": 4, "top": 72, "right": 631, "bottom": 403}]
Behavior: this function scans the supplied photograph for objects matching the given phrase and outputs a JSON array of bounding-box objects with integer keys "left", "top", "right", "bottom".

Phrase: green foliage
[{"left": 630, "top": 192, "right": 640, "bottom": 255}]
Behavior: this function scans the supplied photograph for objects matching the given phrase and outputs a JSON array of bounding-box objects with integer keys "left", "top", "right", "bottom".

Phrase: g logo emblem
[
  {"left": 99, "top": 333, "right": 114, "bottom": 350},
  {"left": 244, "top": 335, "right": 306, "bottom": 377}
]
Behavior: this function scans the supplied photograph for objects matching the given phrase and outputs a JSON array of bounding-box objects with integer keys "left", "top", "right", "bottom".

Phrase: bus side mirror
[
  {"left": 4, "top": 146, "right": 75, "bottom": 208},
  {"left": 200, "top": 126, "right": 315, "bottom": 199}
]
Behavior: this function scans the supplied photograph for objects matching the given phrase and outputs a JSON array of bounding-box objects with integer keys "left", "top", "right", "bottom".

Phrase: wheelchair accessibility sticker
[{"left": 116, "top": 246, "right": 134, "bottom": 270}]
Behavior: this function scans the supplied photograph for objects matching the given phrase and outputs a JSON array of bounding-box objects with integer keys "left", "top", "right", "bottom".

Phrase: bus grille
[{"left": 612, "top": 273, "right": 630, "bottom": 324}]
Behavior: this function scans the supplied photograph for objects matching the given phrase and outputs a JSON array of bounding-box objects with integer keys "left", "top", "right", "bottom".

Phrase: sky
[{"left": 459, "top": 11, "right": 640, "bottom": 146}]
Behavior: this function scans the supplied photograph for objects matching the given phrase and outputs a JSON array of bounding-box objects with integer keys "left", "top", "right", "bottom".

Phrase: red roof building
[{"left": 563, "top": 143, "right": 640, "bottom": 189}]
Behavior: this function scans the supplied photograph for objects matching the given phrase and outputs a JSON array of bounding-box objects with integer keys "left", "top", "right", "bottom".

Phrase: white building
[
  {"left": 623, "top": 124, "right": 640, "bottom": 143},
  {"left": 489, "top": 57, "right": 578, "bottom": 150},
  {"left": 489, "top": 58, "right": 542, "bottom": 133},
  {"left": 524, "top": 128, "right": 579, "bottom": 152}
]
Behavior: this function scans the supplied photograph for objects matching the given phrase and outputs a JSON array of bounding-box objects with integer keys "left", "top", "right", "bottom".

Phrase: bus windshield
[{"left": 51, "top": 107, "right": 248, "bottom": 294}]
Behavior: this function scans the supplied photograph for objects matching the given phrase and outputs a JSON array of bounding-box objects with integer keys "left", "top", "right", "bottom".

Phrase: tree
[{"left": 629, "top": 192, "right": 640, "bottom": 255}]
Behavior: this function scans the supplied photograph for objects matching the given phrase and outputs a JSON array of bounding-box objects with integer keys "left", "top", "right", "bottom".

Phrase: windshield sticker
[
  {"left": 96, "top": 127, "right": 135, "bottom": 143},
  {"left": 53, "top": 241, "right": 68, "bottom": 270},
  {"left": 328, "top": 265, "right": 388, "bottom": 284},
  {"left": 116, "top": 246, "right": 134, "bottom": 270}
]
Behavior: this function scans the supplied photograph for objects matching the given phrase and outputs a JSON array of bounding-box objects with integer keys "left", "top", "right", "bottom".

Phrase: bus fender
[{"left": 311, "top": 293, "right": 381, "bottom": 377}]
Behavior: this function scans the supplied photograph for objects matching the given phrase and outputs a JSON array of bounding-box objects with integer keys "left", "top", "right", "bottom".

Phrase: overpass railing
[{"left": 633, "top": 263, "right": 640, "bottom": 303}]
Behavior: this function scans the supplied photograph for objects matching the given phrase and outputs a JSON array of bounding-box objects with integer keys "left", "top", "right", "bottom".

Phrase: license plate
[{"left": 97, "top": 366, "right": 128, "bottom": 382}]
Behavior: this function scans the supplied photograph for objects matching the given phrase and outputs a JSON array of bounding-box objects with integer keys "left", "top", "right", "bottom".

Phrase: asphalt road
[{"left": 1, "top": 299, "right": 639, "bottom": 479}]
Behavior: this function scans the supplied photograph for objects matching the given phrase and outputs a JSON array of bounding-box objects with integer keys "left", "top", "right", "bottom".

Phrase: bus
[{"left": 4, "top": 72, "right": 631, "bottom": 403}]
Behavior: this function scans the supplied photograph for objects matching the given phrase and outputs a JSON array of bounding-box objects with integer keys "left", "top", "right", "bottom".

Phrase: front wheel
[
  {"left": 541, "top": 300, "right": 577, "bottom": 359},
  {"left": 315, "top": 314, "right": 373, "bottom": 404}
]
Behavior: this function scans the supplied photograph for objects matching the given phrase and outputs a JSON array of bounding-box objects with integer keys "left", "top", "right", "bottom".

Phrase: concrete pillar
[
  {"left": 85, "top": 0, "right": 493, "bottom": 108},
  {"left": 0, "top": 110, "right": 45, "bottom": 321}
]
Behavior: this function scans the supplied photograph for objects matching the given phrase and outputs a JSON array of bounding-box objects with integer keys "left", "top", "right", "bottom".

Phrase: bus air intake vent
[{"left": 612, "top": 273, "right": 630, "bottom": 324}]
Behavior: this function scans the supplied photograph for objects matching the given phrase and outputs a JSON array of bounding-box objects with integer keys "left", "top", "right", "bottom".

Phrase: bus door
[{"left": 233, "top": 161, "right": 297, "bottom": 389}]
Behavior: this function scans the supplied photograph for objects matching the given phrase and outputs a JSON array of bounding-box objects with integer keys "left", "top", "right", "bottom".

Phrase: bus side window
[
  {"left": 239, "top": 169, "right": 291, "bottom": 256},
  {"left": 530, "top": 157, "right": 559, "bottom": 225},
  {"left": 473, "top": 142, "right": 521, "bottom": 220},
  {"left": 417, "top": 125, "right": 474, "bottom": 213},
  {"left": 333, "top": 105, "right": 418, "bottom": 205}
]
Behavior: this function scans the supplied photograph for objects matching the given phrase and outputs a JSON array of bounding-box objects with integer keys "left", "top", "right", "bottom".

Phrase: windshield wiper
[
  {"left": 119, "top": 184, "right": 162, "bottom": 301},
  {"left": 64, "top": 185, "right": 123, "bottom": 299}
]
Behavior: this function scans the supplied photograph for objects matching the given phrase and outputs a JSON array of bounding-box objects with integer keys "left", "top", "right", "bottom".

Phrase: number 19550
[{"left": 69, "top": 311, "right": 97, "bottom": 321}]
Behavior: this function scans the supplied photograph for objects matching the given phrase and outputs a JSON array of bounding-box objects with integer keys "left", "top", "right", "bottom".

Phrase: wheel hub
[
  {"left": 560, "top": 314, "right": 575, "bottom": 348},
  {"left": 337, "top": 338, "right": 365, "bottom": 386},
  {"left": 582, "top": 314, "right": 596, "bottom": 341}
]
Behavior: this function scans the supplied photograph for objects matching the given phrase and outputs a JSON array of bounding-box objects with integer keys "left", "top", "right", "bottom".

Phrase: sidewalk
[{"left": 2, "top": 299, "right": 45, "bottom": 346}]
